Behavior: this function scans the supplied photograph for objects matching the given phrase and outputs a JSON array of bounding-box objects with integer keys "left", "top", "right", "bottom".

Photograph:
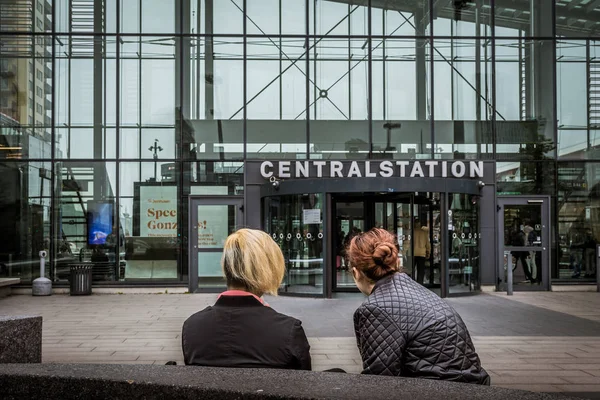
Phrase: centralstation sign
[{"left": 260, "top": 160, "right": 484, "bottom": 180}]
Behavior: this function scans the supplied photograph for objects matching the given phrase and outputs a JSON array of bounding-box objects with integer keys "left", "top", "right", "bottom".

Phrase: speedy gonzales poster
[
  {"left": 139, "top": 186, "right": 177, "bottom": 237},
  {"left": 138, "top": 185, "right": 228, "bottom": 241}
]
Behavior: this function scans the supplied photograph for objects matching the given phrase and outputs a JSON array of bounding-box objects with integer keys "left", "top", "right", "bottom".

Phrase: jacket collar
[
  {"left": 215, "top": 291, "right": 270, "bottom": 307},
  {"left": 370, "top": 272, "right": 400, "bottom": 295}
]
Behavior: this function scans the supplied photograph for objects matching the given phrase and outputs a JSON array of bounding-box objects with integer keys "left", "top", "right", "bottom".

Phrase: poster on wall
[
  {"left": 139, "top": 186, "right": 177, "bottom": 237},
  {"left": 137, "top": 184, "right": 229, "bottom": 239},
  {"left": 197, "top": 204, "right": 228, "bottom": 249}
]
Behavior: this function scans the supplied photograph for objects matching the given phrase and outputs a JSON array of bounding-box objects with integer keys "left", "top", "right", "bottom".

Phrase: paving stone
[{"left": 2, "top": 292, "right": 600, "bottom": 395}]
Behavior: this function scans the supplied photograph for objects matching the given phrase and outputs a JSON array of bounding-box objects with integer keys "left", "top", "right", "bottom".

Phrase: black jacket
[
  {"left": 182, "top": 295, "right": 311, "bottom": 370},
  {"left": 354, "top": 273, "right": 490, "bottom": 385}
]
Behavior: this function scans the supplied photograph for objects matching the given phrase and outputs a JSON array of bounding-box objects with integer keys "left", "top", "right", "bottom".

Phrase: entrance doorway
[
  {"left": 188, "top": 197, "right": 243, "bottom": 292},
  {"left": 497, "top": 196, "right": 550, "bottom": 291},
  {"left": 332, "top": 193, "right": 441, "bottom": 295}
]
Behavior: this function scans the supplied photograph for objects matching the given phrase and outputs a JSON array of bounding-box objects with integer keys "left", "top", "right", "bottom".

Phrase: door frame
[
  {"left": 497, "top": 195, "right": 551, "bottom": 292},
  {"left": 330, "top": 193, "right": 416, "bottom": 293},
  {"left": 188, "top": 196, "right": 244, "bottom": 292}
]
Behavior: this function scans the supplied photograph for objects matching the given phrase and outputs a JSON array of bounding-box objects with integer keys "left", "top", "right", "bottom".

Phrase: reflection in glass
[
  {"left": 496, "top": 161, "right": 555, "bottom": 195},
  {"left": 503, "top": 204, "right": 543, "bottom": 286},
  {"left": 0, "top": 162, "right": 51, "bottom": 282},
  {"left": 335, "top": 201, "right": 364, "bottom": 289},
  {"left": 495, "top": 40, "right": 555, "bottom": 159},
  {"left": 55, "top": 162, "right": 122, "bottom": 283},
  {"left": 557, "top": 162, "right": 599, "bottom": 281},
  {"left": 196, "top": 204, "right": 237, "bottom": 288},
  {"left": 265, "top": 194, "right": 324, "bottom": 295},
  {"left": 448, "top": 193, "right": 480, "bottom": 294}
]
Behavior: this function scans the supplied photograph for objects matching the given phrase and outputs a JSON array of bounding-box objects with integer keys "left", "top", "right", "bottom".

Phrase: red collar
[{"left": 218, "top": 290, "right": 269, "bottom": 307}]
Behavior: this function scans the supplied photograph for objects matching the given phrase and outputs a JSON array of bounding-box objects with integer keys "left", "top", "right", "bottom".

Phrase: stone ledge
[
  {"left": 0, "top": 315, "right": 42, "bottom": 363},
  {"left": 0, "top": 278, "right": 20, "bottom": 287},
  {"left": 0, "top": 364, "right": 581, "bottom": 400}
]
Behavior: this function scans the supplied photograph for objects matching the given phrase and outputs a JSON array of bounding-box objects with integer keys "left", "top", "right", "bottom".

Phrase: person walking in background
[
  {"left": 182, "top": 228, "right": 311, "bottom": 370},
  {"left": 347, "top": 228, "right": 490, "bottom": 384},
  {"left": 412, "top": 218, "right": 431, "bottom": 285}
]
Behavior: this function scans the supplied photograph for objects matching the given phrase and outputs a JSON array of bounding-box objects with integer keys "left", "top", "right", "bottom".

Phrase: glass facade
[{"left": 0, "top": 1, "right": 599, "bottom": 289}]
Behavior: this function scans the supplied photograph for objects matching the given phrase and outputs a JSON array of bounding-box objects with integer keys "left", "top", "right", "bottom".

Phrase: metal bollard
[
  {"left": 32, "top": 250, "right": 52, "bottom": 296},
  {"left": 506, "top": 254, "right": 513, "bottom": 296}
]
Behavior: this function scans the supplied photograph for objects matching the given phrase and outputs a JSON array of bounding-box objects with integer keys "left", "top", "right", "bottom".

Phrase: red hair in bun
[{"left": 347, "top": 228, "right": 400, "bottom": 282}]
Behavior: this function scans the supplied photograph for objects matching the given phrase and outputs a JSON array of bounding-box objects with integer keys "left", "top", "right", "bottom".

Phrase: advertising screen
[{"left": 87, "top": 201, "right": 113, "bottom": 245}]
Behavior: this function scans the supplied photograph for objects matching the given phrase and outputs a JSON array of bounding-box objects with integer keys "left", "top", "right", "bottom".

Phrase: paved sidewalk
[{"left": 1, "top": 292, "right": 599, "bottom": 397}]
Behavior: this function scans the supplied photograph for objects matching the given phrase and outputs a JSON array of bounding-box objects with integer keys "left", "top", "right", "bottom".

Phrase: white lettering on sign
[
  {"left": 348, "top": 161, "right": 362, "bottom": 178},
  {"left": 314, "top": 161, "right": 326, "bottom": 178},
  {"left": 365, "top": 161, "right": 377, "bottom": 178},
  {"left": 330, "top": 161, "right": 343, "bottom": 178},
  {"left": 259, "top": 160, "right": 485, "bottom": 180},
  {"left": 279, "top": 161, "right": 291, "bottom": 178},
  {"left": 296, "top": 161, "right": 309, "bottom": 178},
  {"left": 379, "top": 161, "right": 393, "bottom": 177},
  {"left": 410, "top": 161, "right": 424, "bottom": 178},
  {"left": 396, "top": 161, "right": 409, "bottom": 177},
  {"left": 260, "top": 161, "right": 274, "bottom": 178}
]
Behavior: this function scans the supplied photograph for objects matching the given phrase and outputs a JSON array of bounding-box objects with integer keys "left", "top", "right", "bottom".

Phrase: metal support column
[
  {"left": 440, "top": 192, "right": 449, "bottom": 298},
  {"left": 93, "top": 0, "right": 104, "bottom": 199},
  {"left": 415, "top": 8, "right": 427, "bottom": 121},
  {"left": 205, "top": 0, "right": 214, "bottom": 120}
]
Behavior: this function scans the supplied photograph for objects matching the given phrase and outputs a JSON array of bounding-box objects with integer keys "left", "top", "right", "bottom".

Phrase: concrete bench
[
  {"left": 0, "top": 278, "right": 20, "bottom": 298},
  {"left": 0, "top": 315, "right": 42, "bottom": 363},
  {"left": 0, "top": 364, "right": 578, "bottom": 400}
]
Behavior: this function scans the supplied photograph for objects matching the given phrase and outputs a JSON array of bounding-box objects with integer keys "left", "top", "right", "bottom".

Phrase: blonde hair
[{"left": 221, "top": 228, "right": 285, "bottom": 296}]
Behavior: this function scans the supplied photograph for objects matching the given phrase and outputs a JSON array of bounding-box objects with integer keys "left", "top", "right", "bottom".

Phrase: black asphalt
[{"left": 265, "top": 293, "right": 600, "bottom": 337}]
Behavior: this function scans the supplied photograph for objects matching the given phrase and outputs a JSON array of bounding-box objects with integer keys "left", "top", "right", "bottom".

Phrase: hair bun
[{"left": 372, "top": 243, "right": 394, "bottom": 268}]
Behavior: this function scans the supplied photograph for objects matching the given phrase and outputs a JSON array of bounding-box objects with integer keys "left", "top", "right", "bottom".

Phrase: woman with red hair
[{"left": 347, "top": 228, "right": 489, "bottom": 385}]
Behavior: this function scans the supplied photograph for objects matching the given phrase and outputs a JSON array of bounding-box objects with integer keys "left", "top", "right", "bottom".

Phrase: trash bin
[{"left": 69, "top": 264, "right": 93, "bottom": 296}]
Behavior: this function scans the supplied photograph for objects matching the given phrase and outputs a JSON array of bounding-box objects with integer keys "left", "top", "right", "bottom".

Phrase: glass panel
[
  {"left": 448, "top": 193, "right": 480, "bottom": 294},
  {"left": 555, "top": 1, "right": 600, "bottom": 38},
  {"left": 371, "top": 2, "right": 421, "bottom": 36},
  {"left": 432, "top": 0, "right": 493, "bottom": 37},
  {"left": 557, "top": 40, "right": 588, "bottom": 159},
  {"left": 121, "top": 162, "right": 180, "bottom": 280},
  {"left": 0, "top": 161, "right": 51, "bottom": 283},
  {"left": 557, "top": 162, "right": 599, "bottom": 281},
  {"left": 396, "top": 200, "right": 412, "bottom": 278},
  {"left": 495, "top": 0, "right": 553, "bottom": 37},
  {"left": 265, "top": 194, "right": 324, "bottom": 295},
  {"left": 246, "top": 0, "right": 307, "bottom": 35},
  {"left": 335, "top": 201, "right": 364, "bottom": 289},
  {"left": 309, "top": 0, "right": 368, "bottom": 36},
  {"left": 496, "top": 161, "right": 556, "bottom": 195},
  {"left": 245, "top": 35, "right": 308, "bottom": 159},
  {"left": 183, "top": 162, "right": 244, "bottom": 196},
  {"left": 432, "top": 38, "right": 494, "bottom": 160},
  {"left": 2, "top": 0, "right": 53, "bottom": 33},
  {"left": 411, "top": 196, "right": 436, "bottom": 291},
  {"left": 309, "top": 38, "right": 369, "bottom": 159},
  {"left": 503, "top": 204, "right": 543, "bottom": 286},
  {"left": 0, "top": 35, "right": 52, "bottom": 159},
  {"left": 495, "top": 40, "right": 555, "bottom": 160},
  {"left": 54, "top": 161, "right": 120, "bottom": 283},
  {"left": 197, "top": 204, "right": 237, "bottom": 288}
]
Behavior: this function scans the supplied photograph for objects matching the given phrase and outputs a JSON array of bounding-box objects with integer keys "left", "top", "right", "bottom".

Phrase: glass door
[
  {"left": 189, "top": 197, "right": 243, "bottom": 292},
  {"left": 498, "top": 197, "right": 550, "bottom": 291},
  {"left": 333, "top": 199, "right": 365, "bottom": 290}
]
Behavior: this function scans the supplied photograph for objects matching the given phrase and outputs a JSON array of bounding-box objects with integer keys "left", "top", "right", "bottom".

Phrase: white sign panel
[
  {"left": 197, "top": 204, "right": 228, "bottom": 249},
  {"left": 140, "top": 186, "right": 177, "bottom": 237},
  {"left": 303, "top": 209, "right": 321, "bottom": 224}
]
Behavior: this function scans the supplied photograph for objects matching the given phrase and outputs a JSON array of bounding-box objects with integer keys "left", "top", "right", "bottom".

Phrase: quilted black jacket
[{"left": 353, "top": 273, "right": 490, "bottom": 385}]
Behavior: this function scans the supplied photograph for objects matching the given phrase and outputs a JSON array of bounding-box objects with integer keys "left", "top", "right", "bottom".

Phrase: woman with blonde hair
[
  {"left": 348, "top": 228, "right": 489, "bottom": 384},
  {"left": 182, "top": 228, "right": 311, "bottom": 370}
]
